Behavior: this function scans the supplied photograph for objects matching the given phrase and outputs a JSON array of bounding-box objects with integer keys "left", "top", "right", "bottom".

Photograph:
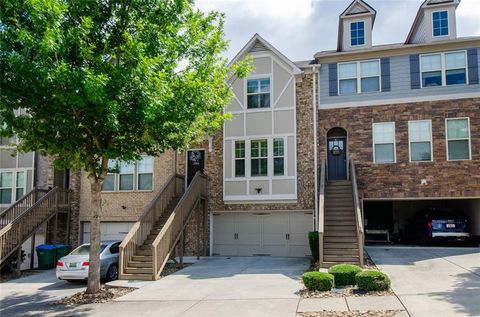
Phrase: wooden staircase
[
  {"left": 318, "top": 160, "right": 364, "bottom": 268},
  {"left": 323, "top": 180, "right": 360, "bottom": 267},
  {"left": 121, "top": 195, "right": 182, "bottom": 279},
  {"left": 119, "top": 172, "right": 207, "bottom": 281},
  {"left": 0, "top": 187, "right": 70, "bottom": 269}
]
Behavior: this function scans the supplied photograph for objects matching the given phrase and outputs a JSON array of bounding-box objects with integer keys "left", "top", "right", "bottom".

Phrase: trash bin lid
[
  {"left": 55, "top": 244, "right": 68, "bottom": 248},
  {"left": 35, "top": 244, "right": 56, "bottom": 250}
]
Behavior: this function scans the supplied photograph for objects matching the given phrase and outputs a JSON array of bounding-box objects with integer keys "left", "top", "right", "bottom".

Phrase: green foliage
[
  {"left": 355, "top": 270, "right": 391, "bottom": 291},
  {"left": 308, "top": 231, "right": 319, "bottom": 262},
  {"left": 0, "top": 0, "right": 252, "bottom": 178},
  {"left": 328, "top": 264, "right": 362, "bottom": 286},
  {"left": 302, "top": 271, "right": 334, "bottom": 291}
]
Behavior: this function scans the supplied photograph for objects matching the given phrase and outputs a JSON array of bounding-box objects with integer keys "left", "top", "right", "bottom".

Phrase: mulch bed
[
  {"left": 161, "top": 263, "right": 190, "bottom": 276},
  {"left": 53, "top": 286, "right": 135, "bottom": 306},
  {"left": 298, "top": 310, "right": 403, "bottom": 317},
  {"left": 298, "top": 286, "right": 394, "bottom": 298}
]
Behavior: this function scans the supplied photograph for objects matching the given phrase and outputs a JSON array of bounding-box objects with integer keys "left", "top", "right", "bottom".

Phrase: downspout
[{"left": 312, "top": 66, "right": 319, "bottom": 231}]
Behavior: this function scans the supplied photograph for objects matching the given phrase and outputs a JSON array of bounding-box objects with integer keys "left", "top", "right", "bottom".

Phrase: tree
[{"left": 0, "top": 0, "right": 251, "bottom": 294}]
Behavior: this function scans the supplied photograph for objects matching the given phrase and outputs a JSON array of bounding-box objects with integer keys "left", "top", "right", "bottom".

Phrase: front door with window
[
  {"left": 327, "top": 138, "right": 347, "bottom": 180},
  {"left": 187, "top": 150, "right": 205, "bottom": 186}
]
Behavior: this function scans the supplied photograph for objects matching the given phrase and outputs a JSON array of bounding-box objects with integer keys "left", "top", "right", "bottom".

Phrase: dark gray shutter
[
  {"left": 380, "top": 58, "right": 391, "bottom": 92},
  {"left": 410, "top": 54, "right": 420, "bottom": 89},
  {"left": 328, "top": 63, "right": 338, "bottom": 96},
  {"left": 467, "top": 48, "right": 479, "bottom": 85}
]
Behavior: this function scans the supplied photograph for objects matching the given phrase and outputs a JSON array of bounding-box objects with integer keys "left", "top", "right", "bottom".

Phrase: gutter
[{"left": 311, "top": 65, "right": 320, "bottom": 231}]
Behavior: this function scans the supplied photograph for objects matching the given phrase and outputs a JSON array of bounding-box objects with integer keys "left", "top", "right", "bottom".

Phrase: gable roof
[
  {"left": 228, "top": 34, "right": 302, "bottom": 75},
  {"left": 337, "top": 0, "right": 377, "bottom": 51},
  {"left": 405, "top": 0, "right": 460, "bottom": 44}
]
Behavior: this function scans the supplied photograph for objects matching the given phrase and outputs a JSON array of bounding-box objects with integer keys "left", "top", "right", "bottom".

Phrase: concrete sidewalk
[{"left": 367, "top": 246, "right": 480, "bottom": 317}]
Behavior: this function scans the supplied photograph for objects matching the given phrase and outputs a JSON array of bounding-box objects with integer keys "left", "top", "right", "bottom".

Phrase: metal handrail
[{"left": 350, "top": 160, "right": 364, "bottom": 267}]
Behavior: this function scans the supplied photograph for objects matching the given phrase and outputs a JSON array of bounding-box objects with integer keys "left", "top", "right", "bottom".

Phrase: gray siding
[{"left": 319, "top": 47, "right": 480, "bottom": 107}]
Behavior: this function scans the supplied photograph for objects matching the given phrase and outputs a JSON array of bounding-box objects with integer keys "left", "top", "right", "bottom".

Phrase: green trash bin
[
  {"left": 35, "top": 244, "right": 56, "bottom": 269},
  {"left": 55, "top": 244, "right": 69, "bottom": 259}
]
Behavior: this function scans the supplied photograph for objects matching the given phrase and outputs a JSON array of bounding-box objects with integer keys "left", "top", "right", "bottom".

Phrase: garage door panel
[
  {"left": 236, "top": 214, "right": 262, "bottom": 244},
  {"left": 263, "top": 214, "right": 288, "bottom": 256},
  {"left": 212, "top": 214, "right": 237, "bottom": 255},
  {"left": 82, "top": 222, "right": 134, "bottom": 243}
]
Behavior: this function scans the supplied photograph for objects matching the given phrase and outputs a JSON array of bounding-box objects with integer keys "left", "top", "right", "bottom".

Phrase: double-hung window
[
  {"left": 373, "top": 122, "right": 396, "bottom": 163},
  {"left": 339, "top": 60, "right": 380, "bottom": 94},
  {"left": 420, "top": 51, "right": 467, "bottom": 87},
  {"left": 0, "top": 172, "right": 13, "bottom": 205},
  {"left": 446, "top": 118, "right": 470, "bottom": 161},
  {"left": 119, "top": 161, "right": 135, "bottom": 191},
  {"left": 102, "top": 159, "right": 116, "bottom": 191},
  {"left": 409, "top": 120, "right": 433, "bottom": 162},
  {"left": 15, "top": 171, "right": 25, "bottom": 200},
  {"left": 137, "top": 156, "right": 153, "bottom": 190},
  {"left": 251, "top": 140, "right": 268, "bottom": 177},
  {"left": 247, "top": 78, "right": 270, "bottom": 109},
  {"left": 234, "top": 141, "right": 245, "bottom": 177},
  {"left": 273, "top": 138, "right": 285, "bottom": 176},
  {"left": 350, "top": 21, "right": 365, "bottom": 46},
  {"left": 432, "top": 11, "right": 448, "bottom": 37}
]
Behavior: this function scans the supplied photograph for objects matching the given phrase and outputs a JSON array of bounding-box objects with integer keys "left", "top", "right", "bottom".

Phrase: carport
[{"left": 363, "top": 199, "right": 480, "bottom": 244}]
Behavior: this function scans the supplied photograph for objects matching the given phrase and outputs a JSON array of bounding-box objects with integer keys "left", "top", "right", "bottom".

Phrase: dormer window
[
  {"left": 432, "top": 11, "right": 448, "bottom": 37},
  {"left": 350, "top": 21, "right": 365, "bottom": 46}
]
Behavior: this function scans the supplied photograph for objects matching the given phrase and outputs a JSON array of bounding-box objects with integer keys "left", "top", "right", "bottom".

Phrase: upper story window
[
  {"left": 408, "top": 120, "right": 433, "bottom": 162},
  {"left": 339, "top": 60, "right": 380, "bottom": 94},
  {"left": 420, "top": 51, "right": 467, "bottom": 87},
  {"left": 101, "top": 156, "right": 154, "bottom": 192},
  {"left": 273, "top": 138, "right": 285, "bottom": 176},
  {"left": 234, "top": 141, "right": 245, "bottom": 177},
  {"left": 0, "top": 170, "right": 25, "bottom": 205},
  {"left": 350, "top": 21, "right": 365, "bottom": 46},
  {"left": 446, "top": 118, "right": 470, "bottom": 161},
  {"left": 247, "top": 78, "right": 270, "bottom": 109},
  {"left": 251, "top": 139, "right": 268, "bottom": 176},
  {"left": 432, "top": 11, "right": 448, "bottom": 37},
  {"left": 373, "top": 122, "right": 396, "bottom": 164}
]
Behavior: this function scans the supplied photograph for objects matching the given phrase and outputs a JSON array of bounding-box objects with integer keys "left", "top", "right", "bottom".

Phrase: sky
[{"left": 196, "top": 0, "right": 480, "bottom": 62}]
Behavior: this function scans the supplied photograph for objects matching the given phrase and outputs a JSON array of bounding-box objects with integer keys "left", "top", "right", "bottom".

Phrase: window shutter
[
  {"left": 467, "top": 48, "right": 479, "bottom": 85},
  {"left": 381, "top": 58, "right": 391, "bottom": 92},
  {"left": 328, "top": 63, "right": 338, "bottom": 96},
  {"left": 410, "top": 55, "right": 420, "bottom": 89}
]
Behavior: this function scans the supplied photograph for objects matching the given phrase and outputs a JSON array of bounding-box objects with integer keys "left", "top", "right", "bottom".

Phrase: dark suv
[{"left": 405, "top": 208, "right": 471, "bottom": 245}]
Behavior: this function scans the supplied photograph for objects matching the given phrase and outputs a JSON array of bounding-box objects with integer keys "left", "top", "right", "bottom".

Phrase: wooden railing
[
  {"left": 0, "top": 187, "right": 70, "bottom": 265},
  {"left": 0, "top": 188, "right": 49, "bottom": 227},
  {"left": 151, "top": 172, "right": 206, "bottom": 280},
  {"left": 350, "top": 160, "right": 364, "bottom": 267},
  {"left": 119, "top": 174, "right": 185, "bottom": 278},
  {"left": 318, "top": 160, "right": 326, "bottom": 266}
]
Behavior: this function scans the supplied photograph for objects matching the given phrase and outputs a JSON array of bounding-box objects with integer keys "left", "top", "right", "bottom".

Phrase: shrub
[
  {"left": 356, "top": 270, "right": 391, "bottom": 291},
  {"left": 302, "top": 271, "right": 334, "bottom": 291},
  {"left": 308, "top": 232, "right": 319, "bottom": 262},
  {"left": 328, "top": 264, "right": 362, "bottom": 286}
]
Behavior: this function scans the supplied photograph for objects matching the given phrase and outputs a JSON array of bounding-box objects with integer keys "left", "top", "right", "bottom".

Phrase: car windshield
[{"left": 70, "top": 244, "right": 107, "bottom": 255}]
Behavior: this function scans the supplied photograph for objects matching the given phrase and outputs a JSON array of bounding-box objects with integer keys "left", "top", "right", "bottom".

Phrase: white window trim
[
  {"left": 338, "top": 59, "right": 381, "bottom": 95},
  {"left": 250, "top": 139, "right": 269, "bottom": 177},
  {"left": 432, "top": 10, "right": 449, "bottom": 38},
  {"left": 137, "top": 156, "right": 154, "bottom": 191},
  {"left": 0, "top": 168, "right": 31, "bottom": 206},
  {"left": 349, "top": 20, "right": 366, "bottom": 48},
  {"left": 15, "top": 170, "right": 26, "bottom": 200},
  {"left": 445, "top": 117, "right": 471, "bottom": 161},
  {"left": 408, "top": 120, "right": 433, "bottom": 163},
  {"left": 420, "top": 50, "right": 468, "bottom": 88},
  {"left": 372, "top": 122, "right": 396, "bottom": 164},
  {"left": 102, "top": 156, "right": 154, "bottom": 193},
  {"left": 234, "top": 140, "right": 246, "bottom": 178},
  {"left": 245, "top": 74, "right": 272, "bottom": 110},
  {"left": 273, "top": 137, "right": 286, "bottom": 176}
]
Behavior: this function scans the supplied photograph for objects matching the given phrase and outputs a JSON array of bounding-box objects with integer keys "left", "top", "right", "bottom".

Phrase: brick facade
[{"left": 317, "top": 98, "right": 480, "bottom": 200}]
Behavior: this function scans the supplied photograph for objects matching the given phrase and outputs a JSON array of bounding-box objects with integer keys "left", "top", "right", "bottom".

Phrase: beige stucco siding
[
  {"left": 224, "top": 181, "right": 247, "bottom": 196},
  {"left": 272, "top": 179, "right": 296, "bottom": 195},
  {"left": 246, "top": 112, "right": 272, "bottom": 135},
  {"left": 273, "top": 110, "right": 295, "bottom": 134},
  {"left": 224, "top": 140, "right": 232, "bottom": 179},
  {"left": 225, "top": 114, "right": 244, "bottom": 137}
]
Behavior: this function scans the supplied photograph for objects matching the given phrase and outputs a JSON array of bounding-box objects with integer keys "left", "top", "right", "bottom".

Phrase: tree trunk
[{"left": 86, "top": 178, "right": 102, "bottom": 294}]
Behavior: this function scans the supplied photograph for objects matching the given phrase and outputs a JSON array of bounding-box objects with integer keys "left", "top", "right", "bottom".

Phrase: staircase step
[
  {"left": 323, "top": 256, "right": 360, "bottom": 263},
  {"left": 127, "top": 261, "right": 153, "bottom": 268},
  {"left": 125, "top": 267, "right": 152, "bottom": 274},
  {"left": 325, "top": 225, "right": 356, "bottom": 231},
  {"left": 321, "top": 261, "right": 360, "bottom": 268},
  {"left": 323, "top": 236, "right": 358, "bottom": 243},
  {"left": 325, "top": 220, "right": 356, "bottom": 226},
  {"left": 324, "top": 231, "right": 357, "bottom": 237},
  {"left": 132, "top": 255, "right": 152, "bottom": 262},
  {"left": 324, "top": 242, "right": 359, "bottom": 249},
  {"left": 136, "top": 249, "right": 152, "bottom": 256},
  {"left": 324, "top": 249, "right": 359, "bottom": 256},
  {"left": 119, "top": 273, "right": 153, "bottom": 281}
]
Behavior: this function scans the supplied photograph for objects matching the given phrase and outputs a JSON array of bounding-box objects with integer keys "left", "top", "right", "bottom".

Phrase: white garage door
[
  {"left": 82, "top": 222, "right": 134, "bottom": 243},
  {"left": 212, "top": 212, "right": 312, "bottom": 257}
]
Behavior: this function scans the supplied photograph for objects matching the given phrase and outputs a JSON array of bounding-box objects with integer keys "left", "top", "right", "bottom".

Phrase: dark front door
[
  {"left": 187, "top": 150, "right": 205, "bottom": 186},
  {"left": 327, "top": 138, "right": 347, "bottom": 180}
]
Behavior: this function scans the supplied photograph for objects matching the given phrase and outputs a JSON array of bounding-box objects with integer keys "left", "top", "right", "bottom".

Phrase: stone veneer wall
[{"left": 317, "top": 98, "right": 480, "bottom": 199}]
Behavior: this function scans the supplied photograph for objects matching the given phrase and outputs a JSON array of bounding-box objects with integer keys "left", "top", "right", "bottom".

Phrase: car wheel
[{"left": 107, "top": 264, "right": 119, "bottom": 281}]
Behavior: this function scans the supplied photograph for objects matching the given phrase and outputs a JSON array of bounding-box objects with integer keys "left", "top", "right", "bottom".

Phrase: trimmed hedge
[
  {"left": 302, "top": 271, "right": 335, "bottom": 291},
  {"left": 355, "top": 270, "right": 391, "bottom": 291},
  {"left": 327, "top": 264, "right": 362, "bottom": 286},
  {"left": 308, "top": 232, "right": 319, "bottom": 262}
]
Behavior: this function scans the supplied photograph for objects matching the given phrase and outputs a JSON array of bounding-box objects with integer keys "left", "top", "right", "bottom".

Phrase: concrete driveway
[
  {"left": 367, "top": 246, "right": 480, "bottom": 317},
  {"left": 0, "top": 269, "right": 88, "bottom": 316}
]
